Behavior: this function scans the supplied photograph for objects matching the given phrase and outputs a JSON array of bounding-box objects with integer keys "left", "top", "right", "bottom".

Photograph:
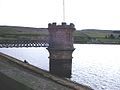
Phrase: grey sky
[{"left": 0, "top": 0, "right": 120, "bottom": 30}]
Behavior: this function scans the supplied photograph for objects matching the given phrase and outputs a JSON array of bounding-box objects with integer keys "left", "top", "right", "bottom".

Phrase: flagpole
[{"left": 63, "top": 0, "right": 65, "bottom": 22}]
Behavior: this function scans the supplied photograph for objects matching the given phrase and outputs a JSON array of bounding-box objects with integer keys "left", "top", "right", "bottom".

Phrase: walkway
[{"left": 0, "top": 53, "right": 92, "bottom": 90}]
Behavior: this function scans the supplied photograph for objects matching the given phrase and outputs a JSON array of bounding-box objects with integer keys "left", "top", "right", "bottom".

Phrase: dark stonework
[
  {"left": 47, "top": 22, "right": 76, "bottom": 78},
  {"left": 50, "top": 59, "right": 72, "bottom": 78}
]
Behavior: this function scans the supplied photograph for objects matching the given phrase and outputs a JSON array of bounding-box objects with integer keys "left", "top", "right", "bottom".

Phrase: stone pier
[{"left": 47, "top": 22, "right": 75, "bottom": 78}]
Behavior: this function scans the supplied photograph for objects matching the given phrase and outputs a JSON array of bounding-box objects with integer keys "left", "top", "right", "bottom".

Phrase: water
[
  {"left": 72, "top": 44, "right": 120, "bottom": 90},
  {"left": 0, "top": 47, "right": 49, "bottom": 71},
  {"left": 0, "top": 44, "right": 120, "bottom": 90}
]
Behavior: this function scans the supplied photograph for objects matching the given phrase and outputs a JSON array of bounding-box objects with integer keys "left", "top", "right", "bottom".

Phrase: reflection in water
[{"left": 50, "top": 59, "right": 72, "bottom": 78}]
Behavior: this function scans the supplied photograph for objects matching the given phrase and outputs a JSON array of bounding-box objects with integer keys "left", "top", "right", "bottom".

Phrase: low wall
[{"left": 0, "top": 52, "right": 93, "bottom": 90}]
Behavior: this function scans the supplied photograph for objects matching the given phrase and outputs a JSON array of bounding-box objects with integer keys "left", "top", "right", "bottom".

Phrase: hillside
[
  {"left": 0, "top": 26, "right": 48, "bottom": 40},
  {"left": 0, "top": 26, "right": 48, "bottom": 35},
  {"left": 81, "top": 29, "right": 120, "bottom": 44},
  {"left": 0, "top": 26, "right": 90, "bottom": 43},
  {"left": 0, "top": 26, "right": 120, "bottom": 44}
]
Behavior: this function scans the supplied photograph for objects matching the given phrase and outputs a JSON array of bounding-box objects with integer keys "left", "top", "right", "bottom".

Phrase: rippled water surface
[{"left": 0, "top": 44, "right": 120, "bottom": 90}]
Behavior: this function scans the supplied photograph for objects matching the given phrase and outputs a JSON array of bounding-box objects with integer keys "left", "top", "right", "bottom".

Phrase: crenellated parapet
[
  {"left": 48, "top": 22, "right": 76, "bottom": 49},
  {"left": 48, "top": 22, "right": 75, "bottom": 29}
]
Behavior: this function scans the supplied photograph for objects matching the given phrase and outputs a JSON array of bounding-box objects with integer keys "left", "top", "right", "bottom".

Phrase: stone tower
[{"left": 47, "top": 22, "right": 75, "bottom": 78}]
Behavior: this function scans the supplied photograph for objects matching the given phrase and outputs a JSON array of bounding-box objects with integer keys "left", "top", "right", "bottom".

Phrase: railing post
[{"left": 47, "top": 22, "right": 76, "bottom": 78}]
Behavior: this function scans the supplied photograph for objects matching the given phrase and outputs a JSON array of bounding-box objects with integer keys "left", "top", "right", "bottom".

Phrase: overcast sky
[{"left": 0, "top": 0, "right": 120, "bottom": 30}]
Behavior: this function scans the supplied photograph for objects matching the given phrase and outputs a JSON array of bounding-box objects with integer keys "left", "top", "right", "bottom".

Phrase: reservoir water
[{"left": 0, "top": 44, "right": 120, "bottom": 90}]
